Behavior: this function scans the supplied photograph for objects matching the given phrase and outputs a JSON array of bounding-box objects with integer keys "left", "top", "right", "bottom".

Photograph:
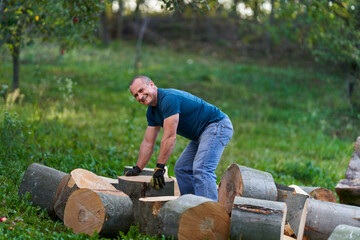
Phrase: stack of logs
[{"left": 17, "top": 137, "right": 360, "bottom": 239}]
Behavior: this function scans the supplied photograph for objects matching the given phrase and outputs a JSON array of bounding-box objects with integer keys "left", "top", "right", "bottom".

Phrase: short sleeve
[
  {"left": 161, "top": 95, "right": 181, "bottom": 119},
  {"left": 146, "top": 107, "right": 157, "bottom": 126}
]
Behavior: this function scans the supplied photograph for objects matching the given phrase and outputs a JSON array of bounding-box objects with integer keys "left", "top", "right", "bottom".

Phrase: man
[{"left": 125, "top": 75, "right": 233, "bottom": 201}]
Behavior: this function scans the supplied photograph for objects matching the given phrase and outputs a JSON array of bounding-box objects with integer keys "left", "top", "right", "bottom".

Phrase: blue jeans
[{"left": 174, "top": 115, "right": 233, "bottom": 201}]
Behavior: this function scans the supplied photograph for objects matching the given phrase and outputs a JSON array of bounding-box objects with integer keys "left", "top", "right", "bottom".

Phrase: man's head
[{"left": 129, "top": 75, "right": 158, "bottom": 106}]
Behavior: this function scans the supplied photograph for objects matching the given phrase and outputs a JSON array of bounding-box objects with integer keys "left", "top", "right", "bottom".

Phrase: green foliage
[{"left": 0, "top": 40, "right": 357, "bottom": 239}]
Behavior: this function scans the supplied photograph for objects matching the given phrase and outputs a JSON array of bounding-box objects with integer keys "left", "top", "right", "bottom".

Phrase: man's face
[{"left": 130, "top": 79, "right": 157, "bottom": 106}]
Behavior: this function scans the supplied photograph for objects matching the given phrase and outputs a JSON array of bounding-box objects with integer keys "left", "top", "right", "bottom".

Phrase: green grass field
[{"left": 0, "top": 40, "right": 358, "bottom": 239}]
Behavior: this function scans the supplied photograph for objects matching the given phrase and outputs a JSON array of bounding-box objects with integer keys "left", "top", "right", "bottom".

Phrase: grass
[{"left": 0, "top": 39, "right": 359, "bottom": 239}]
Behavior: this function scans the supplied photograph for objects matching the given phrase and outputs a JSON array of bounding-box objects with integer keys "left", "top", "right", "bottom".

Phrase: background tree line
[{"left": 1, "top": 0, "right": 359, "bottom": 112}]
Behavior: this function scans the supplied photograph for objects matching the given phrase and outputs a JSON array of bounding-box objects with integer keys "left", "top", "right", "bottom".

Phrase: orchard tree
[{"left": 0, "top": 0, "right": 102, "bottom": 91}]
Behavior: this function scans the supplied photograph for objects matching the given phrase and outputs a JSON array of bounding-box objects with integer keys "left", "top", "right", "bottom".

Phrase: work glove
[
  {"left": 151, "top": 163, "right": 165, "bottom": 189},
  {"left": 125, "top": 166, "right": 142, "bottom": 176}
]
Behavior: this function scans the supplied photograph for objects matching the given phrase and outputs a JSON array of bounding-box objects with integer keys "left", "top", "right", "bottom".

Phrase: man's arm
[
  {"left": 136, "top": 125, "right": 161, "bottom": 169},
  {"left": 157, "top": 113, "right": 179, "bottom": 165}
]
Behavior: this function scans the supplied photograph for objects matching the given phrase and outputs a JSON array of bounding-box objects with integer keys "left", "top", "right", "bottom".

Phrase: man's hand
[
  {"left": 151, "top": 163, "right": 165, "bottom": 189},
  {"left": 125, "top": 166, "right": 142, "bottom": 176}
]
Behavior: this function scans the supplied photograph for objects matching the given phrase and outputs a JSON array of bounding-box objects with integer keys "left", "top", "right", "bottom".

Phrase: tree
[{"left": 0, "top": 0, "right": 102, "bottom": 91}]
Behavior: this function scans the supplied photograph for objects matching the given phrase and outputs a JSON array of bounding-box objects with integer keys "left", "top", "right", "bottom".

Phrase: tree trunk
[
  {"left": 117, "top": 175, "right": 174, "bottom": 224},
  {"left": 139, "top": 196, "right": 179, "bottom": 236},
  {"left": 328, "top": 224, "right": 360, "bottom": 240},
  {"left": 335, "top": 179, "right": 360, "bottom": 206},
  {"left": 277, "top": 188, "right": 309, "bottom": 239},
  {"left": 265, "top": 0, "right": 275, "bottom": 58},
  {"left": 54, "top": 168, "right": 117, "bottom": 220},
  {"left": 218, "top": 163, "right": 277, "bottom": 214},
  {"left": 64, "top": 189, "right": 133, "bottom": 237},
  {"left": 304, "top": 198, "right": 360, "bottom": 240},
  {"left": 345, "top": 136, "right": 360, "bottom": 179},
  {"left": 116, "top": 0, "right": 124, "bottom": 39},
  {"left": 12, "top": 43, "right": 20, "bottom": 91},
  {"left": 299, "top": 186, "right": 337, "bottom": 202},
  {"left": 18, "top": 163, "right": 70, "bottom": 218},
  {"left": 100, "top": 11, "right": 110, "bottom": 45},
  {"left": 158, "top": 194, "right": 230, "bottom": 240},
  {"left": 134, "top": 17, "right": 149, "bottom": 74},
  {"left": 230, "top": 196, "right": 287, "bottom": 240}
]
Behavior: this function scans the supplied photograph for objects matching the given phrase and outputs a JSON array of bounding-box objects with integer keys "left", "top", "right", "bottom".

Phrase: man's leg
[
  {"left": 193, "top": 116, "right": 233, "bottom": 201},
  {"left": 174, "top": 140, "right": 198, "bottom": 195}
]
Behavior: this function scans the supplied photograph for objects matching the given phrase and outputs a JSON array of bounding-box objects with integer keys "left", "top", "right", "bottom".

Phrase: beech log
[
  {"left": 218, "top": 164, "right": 277, "bottom": 214},
  {"left": 335, "top": 179, "right": 360, "bottom": 206},
  {"left": 158, "top": 194, "right": 230, "bottom": 240},
  {"left": 117, "top": 175, "right": 174, "bottom": 223},
  {"left": 64, "top": 189, "right": 133, "bottom": 237},
  {"left": 304, "top": 198, "right": 360, "bottom": 240},
  {"left": 299, "top": 186, "right": 337, "bottom": 202},
  {"left": 345, "top": 137, "right": 360, "bottom": 180},
  {"left": 230, "top": 196, "right": 287, "bottom": 240},
  {"left": 277, "top": 188, "right": 308, "bottom": 239},
  {"left": 54, "top": 168, "right": 117, "bottom": 220},
  {"left": 139, "top": 196, "right": 179, "bottom": 236},
  {"left": 328, "top": 224, "right": 360, "bottom": 240},
  {"left": 124, "top": 166, "right": 169, "bottom": 177},
  {"left": 99, "top": 176, "right": 118, "bottom": 189},
  {"left": 18, "top": 163, "right": 70, "bottom": 217}
]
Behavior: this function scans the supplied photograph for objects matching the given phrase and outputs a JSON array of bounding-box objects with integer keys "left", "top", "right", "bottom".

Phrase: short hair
[{"left": 130, "top": 75, "right": 152, "bottom": 87}]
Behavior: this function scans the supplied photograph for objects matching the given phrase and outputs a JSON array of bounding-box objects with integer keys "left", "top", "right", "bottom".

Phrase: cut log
[
  {"left": 230, "top": 196, "right": 287, "bottom": 240},
  {"left": 117, "top": 175, "right": 174, "bottom": 224},
  {"left": 345, "top": 136, "right": 360, "bottom": 180},
  {"left": 299, "top": 186, "right": 337, "bottom": 202},
  {"left": 124, "top": 166, "right": 169, "bottom": 177},
  {"left": 64, "top": 189, "right": 133, "bottom": 237},
  {"left": 139, "top": 196, "right": 179, "bottom": 236},
  {"left": 288, "top": 185, "right": 308, "bottom": 195},
  {"left": 18, "top": 163, "right": 70, "bottom": 217},
  {"left": 218, "top": 164, "right": 277, "bottom": 214},
  {"left": 304, "top": 198, "right": 360, "bottom": 240},
  {"left": 99, "top": 176, "right": 118, "bottom": 189},
  {"left": 277, "top": 188, "right": 308, "bottom": 240},
  {"left": 54, "top": 168, "right": 116, "bottom": 220},
  {"left": 335, "top": 178, "right": 360, "bottom": 206},
  {"left": 328, "top": 224, "right": 360, "bottom": 240},
  {"left": 158, "top": 194, "right": 230, "bottom": 240},
  {"left": 169, "top": 177, "right": 181, "bottom": 196}
]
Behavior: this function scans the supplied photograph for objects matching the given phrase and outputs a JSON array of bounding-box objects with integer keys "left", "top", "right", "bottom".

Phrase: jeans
[{"left": 174, "top": 115, "right": 233, "bottom": 201}]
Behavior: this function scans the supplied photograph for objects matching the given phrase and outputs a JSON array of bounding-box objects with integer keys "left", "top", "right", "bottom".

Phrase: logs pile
[{"left": 17, "top": 136, "right": 360, "bottom": 239}]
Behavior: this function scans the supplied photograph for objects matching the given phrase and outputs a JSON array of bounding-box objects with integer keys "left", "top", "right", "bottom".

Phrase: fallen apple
[{"left": 0, "top": 217, "right": 7, "bottom": 222}]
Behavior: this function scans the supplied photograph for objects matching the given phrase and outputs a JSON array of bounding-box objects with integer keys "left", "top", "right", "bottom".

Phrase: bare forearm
[
  {"left": 157, "top": 136, "right": 176, "bottom": 165},
  {"left": 136, "top": 141, "right": 155, "bottom": 169}
]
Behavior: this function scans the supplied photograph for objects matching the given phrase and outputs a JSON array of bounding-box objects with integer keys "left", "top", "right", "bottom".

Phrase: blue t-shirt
[{"left": 146, "top": 88, "right": 225, "bottom": 140}]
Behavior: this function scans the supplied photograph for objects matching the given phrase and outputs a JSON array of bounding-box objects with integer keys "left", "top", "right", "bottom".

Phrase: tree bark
[
  {"left": 12, "top": 43, "right": 20, "bottom": 91},
  {"left": 116, "top": 0, "right": 124, "bottom": 39},
  {"left": 277, "top": 188, "right": 309, "bottom": 239},
  {"left": 54, "top": 168, "right": 117, "bottom": 220},
  {"left": 134, "top": 17, "right": 149, "bottom": 75},
  {"left": 139, "top": 196, "right": 179, "bottom": 236},
  {"left": 117, "top": 175, "right": 174, "bottom": 224},
  {"left": 230, "top": 196, "right": 287, "bottom": 240},
  {"left": 304, "top": 198, "right": 360, "bottom": 240},
  {"left": 335, "top": 179, "right": 360, "bottom": 206},
  {"left": 328, "top": 224, "right": 360, "bottom": 240},
  {"left": 158, "top": 194, "right": 230, "bottom": 240},
  {"left": 18, "top": 163, "right": 70, "bottom": 218},
  {"left": 64, "top": 189, "right": 133, "bottom": 237},
  {"left": 299, "top": 186, "right": 337, "bottom": 202},
  {"left": 345, "top": 136, "right": 360, "bottom": 179},
  {"left": 218, "top": 163, "right": 277, "bottom": 214},
  {"left": 100, "top": 11, "right": 110, "bottom": 46}
]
